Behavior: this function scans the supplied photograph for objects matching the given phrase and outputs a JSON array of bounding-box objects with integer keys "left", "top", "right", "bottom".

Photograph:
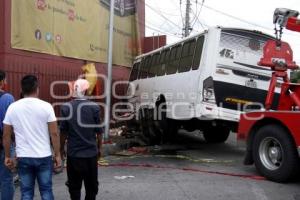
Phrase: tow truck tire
[
  {"left": 203, "top": 127, "right": 230, "bottom": 143},
  {"left": 253, "top": 124, "right": 300, "bottom": 182}
]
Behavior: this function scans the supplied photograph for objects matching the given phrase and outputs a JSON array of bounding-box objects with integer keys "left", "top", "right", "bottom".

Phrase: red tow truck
[{"left": 238, "top": 8, "right": 300, "bottom": 182}]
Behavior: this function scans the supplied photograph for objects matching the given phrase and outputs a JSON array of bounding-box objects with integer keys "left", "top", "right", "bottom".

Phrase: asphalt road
[{"left": 15, "top": 131, "right": 300, "bottom": 200}]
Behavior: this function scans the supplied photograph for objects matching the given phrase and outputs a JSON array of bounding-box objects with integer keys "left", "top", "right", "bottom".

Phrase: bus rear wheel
[{"left": 203, "top": 126, "right": 230, "bottom": 143}]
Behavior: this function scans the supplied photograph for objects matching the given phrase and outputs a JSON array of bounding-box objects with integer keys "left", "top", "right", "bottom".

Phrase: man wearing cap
[{"left": 60, "top": 79, "right": 103, "bottom": 200}]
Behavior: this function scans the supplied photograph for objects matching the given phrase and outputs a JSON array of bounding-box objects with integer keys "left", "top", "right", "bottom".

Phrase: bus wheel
[
  {"left": 253, "top": 124, "right": 300, "bottom": 182},
  {"left": 203, "top": 126, "right": 230, "bottom": 143},
  {"left": 139, "top": 108, "right": 160, "bottom": 145},
  {"left": 161, "top": 119, "right": 179, "bottom": 143},
  {"left": 154, "top": 102, "right": 179, "bottom": 143}
]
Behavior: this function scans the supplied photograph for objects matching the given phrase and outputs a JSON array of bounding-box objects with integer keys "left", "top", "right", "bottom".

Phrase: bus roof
[{"left": 135, "top": 26, "right": 275, "bottom": 62}]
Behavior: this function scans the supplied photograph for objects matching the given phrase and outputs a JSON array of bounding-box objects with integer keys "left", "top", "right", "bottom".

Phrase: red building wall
[
  {"left": 143, "top": 35, "right": 167, "bottom": 53},
  {"left": 0, "top": 0, "right": 145, "bottom": 108}
]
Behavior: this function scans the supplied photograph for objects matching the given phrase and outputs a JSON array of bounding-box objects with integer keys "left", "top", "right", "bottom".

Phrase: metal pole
[
  {"left": 184, "top": 0, "right": 191, "bottom": 37},
  {"left": 104, "top": 0, "right": 115, "bottom": 140}
]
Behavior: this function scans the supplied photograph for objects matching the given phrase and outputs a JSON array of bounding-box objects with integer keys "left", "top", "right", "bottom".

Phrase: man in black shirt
[{"left": 60, "top": 79, "right": 103, "bottom": 200}]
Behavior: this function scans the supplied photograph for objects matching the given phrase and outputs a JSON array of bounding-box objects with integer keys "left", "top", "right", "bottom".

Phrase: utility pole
[
  {"left": 104, "top": 0, "right": 115, "bottom": 141},
  {"left": 184, "top": 0, "right": 192, "bottom": 37}
]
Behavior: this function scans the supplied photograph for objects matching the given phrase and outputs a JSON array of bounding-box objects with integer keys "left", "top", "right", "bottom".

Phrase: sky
[{"left": 145, "top": 0, "right": 300, "bottom": 62}]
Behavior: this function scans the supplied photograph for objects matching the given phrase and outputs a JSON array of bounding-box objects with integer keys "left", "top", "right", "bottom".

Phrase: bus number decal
[{"left": 219, "top": 48, "right": 234, "bottom": 59}]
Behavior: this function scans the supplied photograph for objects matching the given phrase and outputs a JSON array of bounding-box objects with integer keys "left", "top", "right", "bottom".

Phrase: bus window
[
  {"left": 192, "top": 36, "right": 204, "bottom": 70},
  {"left": 148, "top": 53, "right": 160, "bottom": 78},
  {"left": 139, "top": 56, "right": 150, "bottom": 79},
  {"left": 167, "top": 45, "right": 181, "bottom": 75},
  {"left": 157, "top": 49, "right": 168, "bottom": 76},
  {"left": 179, "top": 39, "right": 196, "bottom": 73},
  {"left": 129, "top": 62, "right": 140, "bottom": 81},
  {"left": 137, "top": 59, "right": 144, "bottom": 79},
  {"left": 144, "top": 56, "right": 152, "bottom": 78},
  {"left": 220, "top": 30, "right": 272, "bottom": 58}
]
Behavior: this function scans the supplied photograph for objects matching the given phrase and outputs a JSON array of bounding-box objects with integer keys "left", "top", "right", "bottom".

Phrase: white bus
[{"left": 127, "top": 27, "right": 279, "bottom": 144}]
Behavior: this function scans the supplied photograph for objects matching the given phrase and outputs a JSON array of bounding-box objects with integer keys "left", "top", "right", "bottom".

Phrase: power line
[
  {"left": 156, "top": 8, "right": 182, "bottom": 17},
  {"left": 191, "top": 0, "right": 206, "bottom": 31},
  {"left": 146, "top": 24, "right": 182, "bottom": 38},
  {"left": 179, "top": 0, "right": 185, "bottom": 33},
  {"left": 145, "top": 3, "right": 182, "bottom": 31},
  {"left": 190, "top": 0, "right": 198, "bottom": 25},
  {"left": 191, "top": 0, "right": 300, "bottom": 39},
  {"left": 191, "top": 10, "right": 209, "bottom": 31},
  {"left": 143, "top": 19, "right": 182, "bottom": 38},
  {"left": 192, "top": 0, "right": 271, "bottom": 31}
]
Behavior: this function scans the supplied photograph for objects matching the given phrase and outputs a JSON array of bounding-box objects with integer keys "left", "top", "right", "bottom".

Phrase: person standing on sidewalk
[
  {"left": 2, "top": 75, "right": 61, "bottom": 200},
  {"left": 0, "top": 70, "right": 15, "bottom": 200},
  {"left": 60, "top": 79, "right": 102, "bottom": 200}
]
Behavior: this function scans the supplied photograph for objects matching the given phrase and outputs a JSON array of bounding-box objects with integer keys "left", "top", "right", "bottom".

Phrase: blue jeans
[
  {"left": 0, "top": 148, "right": 15, "bottom": 200},
  {"left": 18, "top": 156, "right": 54, "bottom": 200}
]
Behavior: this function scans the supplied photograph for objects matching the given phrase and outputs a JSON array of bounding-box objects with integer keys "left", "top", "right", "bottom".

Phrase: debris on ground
[
  {"left": 114, "top": 175, "right": 135, "bottom": 180},
  {"left": 114, "top": 150, "right": 139, "bottom": 156},
  {"left": 98, "top": 158, "right": 109, "bottom": 166},
  {"left": 114, "top": 146, "right": 149, "bottom": 156},
  {"left": 128, "top": 147, "right": 148, "bottom": 154},
  {"left": 109, "top": 127, "right": 125, "bottom": 137}
]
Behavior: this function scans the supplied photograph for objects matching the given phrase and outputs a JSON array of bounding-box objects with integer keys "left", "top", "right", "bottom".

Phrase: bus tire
[
  {"left": 162, "top": 119, "right": 179, "bottom": 143},
  {"left": 203, "top": 126, "right": 230, "bottom": 143},
  {"left": 252, "top": 124, "right": 300, "bottom": 182},
  {"left": 139, "top": 108, "right": 160, "bottom": 145},
  {"left": 155, "top": 100, "right": 179, "bottom": 143}
]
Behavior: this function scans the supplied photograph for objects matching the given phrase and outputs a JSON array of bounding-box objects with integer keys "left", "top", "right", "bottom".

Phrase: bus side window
[
  {"left": 192, "top": 36, "right": 204, "bottom": 70},
  {"left": 167, "top": 45, "right": 181, "bottom": 75},
  {"left": 137, "top": 59, "right": 144, "bottom": 79},
  {"left": 179, "top": 39, "right": 196, "bottom": 73},
  {"left": 148, "top": 53, "right": 160, "bottom": 78},
  {"left": 129, "top": 62, "right": 140, "bottom": 81},
  {"left": 139, "top": 57, "right": 148, "bottom": 79},
  {"left": 157, "top": 50, "right": 166, "bottom": 76},
  {"left": 144, "top": 56, "right": 152, "bottom": 78}
]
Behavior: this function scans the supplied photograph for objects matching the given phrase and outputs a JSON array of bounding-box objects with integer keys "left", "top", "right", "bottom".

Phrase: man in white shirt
[{"left": 2, "top": 75, "right": 61, "bottom": 200}]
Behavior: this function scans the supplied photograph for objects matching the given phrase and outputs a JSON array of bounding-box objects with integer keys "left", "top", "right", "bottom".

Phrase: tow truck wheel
[
  {"left": 203, "top": 126, "right": 230, "bottom": 143},
  {"left": 253, "top": 124, "right": 300, "bottom": 182}
]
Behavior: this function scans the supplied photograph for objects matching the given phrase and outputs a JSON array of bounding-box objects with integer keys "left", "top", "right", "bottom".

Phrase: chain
[{"left": 274, "top": 24, "right": 283, "bottom": 46}]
